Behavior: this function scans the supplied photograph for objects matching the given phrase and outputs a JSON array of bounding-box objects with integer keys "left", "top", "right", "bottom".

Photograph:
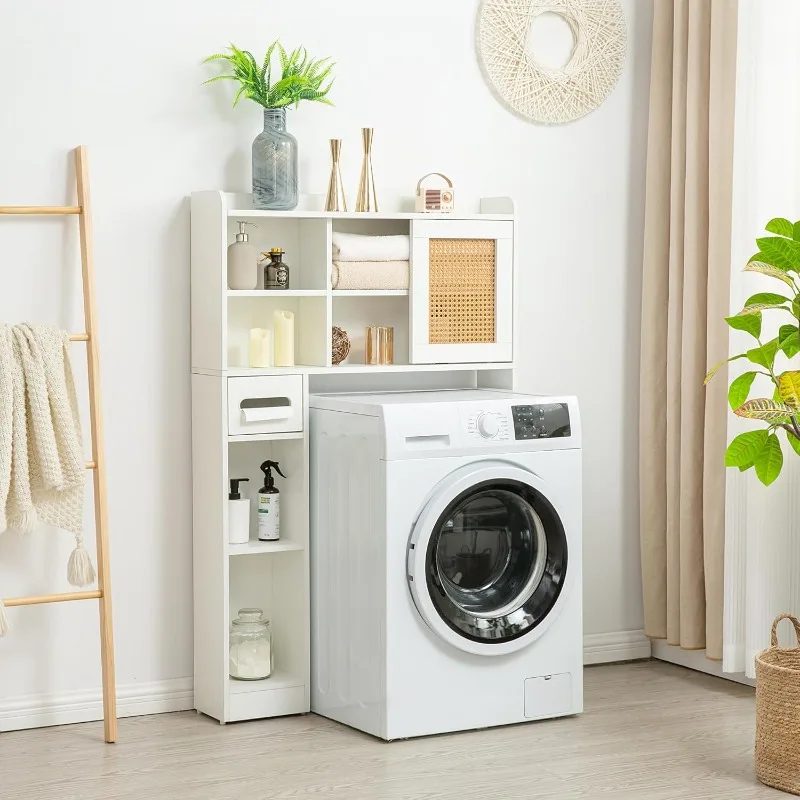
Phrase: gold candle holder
[
  {"left": 355, "top": 128, "right": 378, "bottom": 212},
  {"left": 365, "top": 326, "right": 393, "bottom": 365},
  {"left": 324, "top": 139, "right": 347, "bottom": 212}
]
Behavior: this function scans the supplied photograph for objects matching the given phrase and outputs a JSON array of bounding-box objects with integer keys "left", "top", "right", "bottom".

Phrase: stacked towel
[
  {"left": 332, "top": 232, "right": 409, "bottom": 262},
  {"left": 331, "top": 261, "right": 409, "bottom": 290},
  {"left": 331, "top": 233, "right": 410, "bottom": 290},
  {"left": 0, "top": 324, "right": 95, "bottom": 635}
]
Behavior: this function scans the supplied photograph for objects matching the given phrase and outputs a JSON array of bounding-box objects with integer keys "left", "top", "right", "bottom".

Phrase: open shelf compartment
[
  {"left": 226, "top": 216, "right": 329, "bottom": 291},
  {"left": 332, "top": 294, "right": 409, "bottom": 367},
  {"left": 227, "top": 295, "right": 329, "bottom": 370},
  {"left": 227, "top": 551, "right": 308, "bottom": 720},
  {"left": 227, "top": 438, "right": 307, "bottom": 554},
  {"left": 224, "top": 437, "right": 309, "bottom": 721}
]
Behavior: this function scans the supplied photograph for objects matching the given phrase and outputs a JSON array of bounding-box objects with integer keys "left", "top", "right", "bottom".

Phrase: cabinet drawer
[{"left": 227, "top": 375, "right": 303, "bottom": 436}]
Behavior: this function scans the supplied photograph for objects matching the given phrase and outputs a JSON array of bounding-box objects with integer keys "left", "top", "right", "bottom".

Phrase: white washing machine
[{"left": 309, "top": 389, "right": 582, "bottom": 740}]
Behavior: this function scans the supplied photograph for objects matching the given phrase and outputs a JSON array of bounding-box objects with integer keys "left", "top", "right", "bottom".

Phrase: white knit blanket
[{"left": 0, "top": 324, "right": 85, "bottom": 537}]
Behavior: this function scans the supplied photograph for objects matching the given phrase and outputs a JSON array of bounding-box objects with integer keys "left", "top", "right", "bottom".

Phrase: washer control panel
[
  {"left": 466, "top": 410, "right": 511, "bottom": 441},
  {"left": 512, "top": 403, "right": 571, "bottom": 440}
]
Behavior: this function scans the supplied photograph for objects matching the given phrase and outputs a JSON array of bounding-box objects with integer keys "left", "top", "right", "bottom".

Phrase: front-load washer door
[{"left": 407, "top": 461, "right": 570, "bottom": 656}]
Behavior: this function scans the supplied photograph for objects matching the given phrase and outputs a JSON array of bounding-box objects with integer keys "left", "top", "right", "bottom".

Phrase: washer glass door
[{"left": 420, "top": 478, "right": 568, "bottom": 646}]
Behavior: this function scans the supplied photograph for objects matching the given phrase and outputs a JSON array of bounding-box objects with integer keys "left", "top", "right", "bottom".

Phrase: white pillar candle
[
  {"left": 249, "top": 328, "right": 271, "bottom": 368},
  {"left": 273, "top": 310, "right": 295, "bottom": 367}
]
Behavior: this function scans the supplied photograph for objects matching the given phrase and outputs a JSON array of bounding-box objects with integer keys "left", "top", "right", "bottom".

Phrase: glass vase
[{"left": 252, "top": 108, "right": 298, "bottom": 211}]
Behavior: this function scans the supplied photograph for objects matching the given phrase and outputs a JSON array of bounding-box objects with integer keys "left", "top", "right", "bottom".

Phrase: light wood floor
[{"left": 0, "top": 661, "right": 778, "bottom": 799}]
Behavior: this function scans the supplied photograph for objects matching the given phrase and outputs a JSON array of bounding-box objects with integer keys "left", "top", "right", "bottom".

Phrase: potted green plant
[
  {"left": 705, "top": 217, "right": 800, "bottom": 484},
  {"left": 204, "top": 41, "right": 334, "bottom": 211}
]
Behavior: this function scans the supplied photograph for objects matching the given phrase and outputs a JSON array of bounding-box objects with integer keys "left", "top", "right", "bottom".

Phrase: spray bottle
[{"left": 257, "top": 460, "right": 286, "bottom": 541}]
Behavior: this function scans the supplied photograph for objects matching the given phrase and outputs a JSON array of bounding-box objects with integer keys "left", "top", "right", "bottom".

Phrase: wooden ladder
[{"left": 0, "top": 146, "right": 117, "bottom": 743}]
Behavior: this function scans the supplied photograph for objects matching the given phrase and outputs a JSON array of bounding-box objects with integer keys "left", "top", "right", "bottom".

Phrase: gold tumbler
[{"left": 365, "top": 326, "right": 393, "bottom": 365}]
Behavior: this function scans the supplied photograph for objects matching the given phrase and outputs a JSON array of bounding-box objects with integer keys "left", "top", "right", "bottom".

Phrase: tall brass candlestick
[
  {"left": 355, "top": 128, "right": 378, "bottom": 212},
  {"left": 324, "top": 139, "right": 347, "bottom": 212}
]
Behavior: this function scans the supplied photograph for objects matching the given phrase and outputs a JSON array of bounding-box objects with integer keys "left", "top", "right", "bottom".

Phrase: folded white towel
[
  {"left": 332, "top": 261, "right": 410, "bottom": 291},
  {"left": 332, "top": 232, "right": 410, "bottom": 262}
]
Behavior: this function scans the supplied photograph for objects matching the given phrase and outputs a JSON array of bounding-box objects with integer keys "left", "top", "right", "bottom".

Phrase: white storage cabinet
[{"left": 190, "top": 191, "right": 516, "bottom": 723}]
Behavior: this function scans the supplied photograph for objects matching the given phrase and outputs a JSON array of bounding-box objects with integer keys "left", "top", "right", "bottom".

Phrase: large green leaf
[
  {"left": 704, "top": 353, "right": 748, "bottom": 384},
  {"left": 787, "top": 430, "right": 800, "bottom": 457},
  {"left": 747, "top": 338, "right": 779, "bottom": 370},
  {"left": 793, "top": 221, "right": 800, "bottom": 242},
  {"left": 734, "top": 397, "right": 794, "bottom": 421},
  {"left": 766, "top": 218, "right": 794, "bottom": 238},
  {"left": 777, "top": 371, "right": 800, "bottom": 407},
  {"left": 725, "top": 429, "right": 768, "bottom": 467},
  {"left": 737, "top": 303, "right": 792, "bottom": 315},
  {"left": 755, "top": 433, "right": 783, "bottom": 485},
  {"left": 756, "top": 236, "right": 800, "bottom": 271},
  {"left": 744, "top": 260, "right": 796, "bottom": 287},
  {"left": 725, "top": 312, "right": 762, "bottom": 339},
  {"left": 728, "top": 372, "right": 758, "bottom": 410},
  {"left": 745, "top": 292, "right": 791, "bottom": 306},
  {"left": 779, "top": 325, "right": 800, "bottom": 358},
  {"left": 783, "top": 332, "right": 800, "bottom": 358}
]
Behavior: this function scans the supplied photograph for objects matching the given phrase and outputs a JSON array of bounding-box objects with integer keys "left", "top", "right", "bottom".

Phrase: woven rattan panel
[{"left": 429, "top": 238, "right": 496, "bottom": 344}]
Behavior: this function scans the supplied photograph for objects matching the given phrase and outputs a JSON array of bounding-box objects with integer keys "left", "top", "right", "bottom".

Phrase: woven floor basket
[{"left": 756, "top": 613, "right": 800, "bottom": 794}]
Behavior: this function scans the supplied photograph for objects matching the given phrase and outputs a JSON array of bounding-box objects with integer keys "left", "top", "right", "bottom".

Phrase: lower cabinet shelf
[
  {"left": 228, "top": 672, "right": 307, "bottom": 721},
  {"left": 229, "top": 670, "right": 304, "bottom": 694},
  {"left": 229, "top": 539, "right": 304, "bottom": 556}
]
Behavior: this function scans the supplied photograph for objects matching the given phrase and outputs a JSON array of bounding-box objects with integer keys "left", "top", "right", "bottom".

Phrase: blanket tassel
[
  {"left": 67, "top": 534, "right": 96, "bottom": 588},
  {"left": 8, "top": 507, "right": 37, "bottom": 535},
  {"left": 0, "top": 599, "right": 9, "bottom": 636}
]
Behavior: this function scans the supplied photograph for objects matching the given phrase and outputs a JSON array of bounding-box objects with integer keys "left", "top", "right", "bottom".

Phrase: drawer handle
[{"left": 240, "top": 397, "right": 292, "bottom": 424}]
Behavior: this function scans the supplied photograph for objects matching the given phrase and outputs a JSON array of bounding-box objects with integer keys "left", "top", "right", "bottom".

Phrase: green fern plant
[
  {"left": 705, "top": 217, "right": 800, "bottom": 485},
  {"left": 204, "top": 41, "right": 334, "bottom": 109}
]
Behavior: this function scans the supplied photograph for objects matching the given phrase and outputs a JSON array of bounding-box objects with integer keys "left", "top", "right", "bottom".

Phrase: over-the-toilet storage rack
[{"left": 190, "top": 190, "right": 516, "bottom": 723}]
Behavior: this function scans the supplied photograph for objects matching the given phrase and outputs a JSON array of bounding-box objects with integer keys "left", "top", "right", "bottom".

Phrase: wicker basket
[{"left": 755, "top": 613, "right": 800, "bottom": 794}]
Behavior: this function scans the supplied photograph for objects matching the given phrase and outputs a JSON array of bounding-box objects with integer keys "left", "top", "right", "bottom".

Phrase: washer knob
[{"left": 477, "top": 413, "right": 499, "bottom": 438}]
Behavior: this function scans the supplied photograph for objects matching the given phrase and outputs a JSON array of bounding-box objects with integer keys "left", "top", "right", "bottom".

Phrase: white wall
[{"left": 0, "top": 0, "right": 652, "bottom": 725}]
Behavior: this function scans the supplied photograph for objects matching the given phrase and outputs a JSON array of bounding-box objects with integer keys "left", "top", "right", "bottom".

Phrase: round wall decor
[{"left": 477, "top": 0, "right": 627, "bottom": 125}]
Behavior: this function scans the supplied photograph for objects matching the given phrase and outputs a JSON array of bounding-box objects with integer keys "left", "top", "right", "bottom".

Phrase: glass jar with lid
[{"left": 229, "top": 608, "right": 272, "bottom": 680}]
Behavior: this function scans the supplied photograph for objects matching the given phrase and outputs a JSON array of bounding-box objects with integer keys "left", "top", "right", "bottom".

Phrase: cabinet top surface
[{"left": 191, "top": 191, "right": 514, "bottom": 221}]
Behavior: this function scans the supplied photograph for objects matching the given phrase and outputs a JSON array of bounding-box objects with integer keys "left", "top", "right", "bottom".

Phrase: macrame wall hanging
[{"left": 476, "top": 0, "right": 627, "bottom": 125}]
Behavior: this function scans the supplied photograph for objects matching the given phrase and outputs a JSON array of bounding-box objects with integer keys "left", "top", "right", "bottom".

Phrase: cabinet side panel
[
  {"left": 310, "top": 408, "right": 386, "bottom": 737},
  {"left": 192, "top": 374, "right": 228, "bottom": 721},
  {"left": 191, "top": 192, "right": 226, "bottom": 371}
]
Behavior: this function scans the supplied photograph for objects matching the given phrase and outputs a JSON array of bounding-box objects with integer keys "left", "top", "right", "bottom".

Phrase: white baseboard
[
  {"left": 651, "top": 640, "right": 755, "bottom": 687},
  {"left": 583, "top": 629, "right": 652, "bottom": 665},
  {"left": 0, "top": 633, "right": 651, "bottom": 733},
  {"left": 0, "top": 677, "right": 194, "bottom": 733}
]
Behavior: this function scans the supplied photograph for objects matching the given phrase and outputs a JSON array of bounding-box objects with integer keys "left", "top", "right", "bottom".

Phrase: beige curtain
[{"left": 639, "top": 0, "right": 738, "bottom": 660}]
